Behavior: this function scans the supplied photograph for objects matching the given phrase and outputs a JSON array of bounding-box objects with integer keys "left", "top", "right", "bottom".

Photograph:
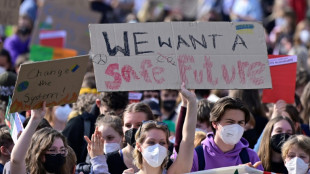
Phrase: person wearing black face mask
[
  {"left": 160, "top": 90, "right": 179, "bottom": 123},
  {"left": 258, "top": 116, "right": 296, "bottom": 174},
  {"left": 10, "top": 102, "right": 69, "bottom": 174},
  {"left": 4, "top": 14, "right": 33, "bottom": 66}
]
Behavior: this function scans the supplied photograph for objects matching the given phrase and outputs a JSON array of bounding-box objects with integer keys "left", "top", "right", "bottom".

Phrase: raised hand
[
  {"left": 180, "top": 82, "right": 196, "bottom": 104},
  {"left": 30, "top": 102, "right": 46, "bottom": 122},
  {"left": 84, "top": 127, "right": 104, "bottom": 159},
  {"left": 271, "top": 100, "right": 287, "bottom": 119}
]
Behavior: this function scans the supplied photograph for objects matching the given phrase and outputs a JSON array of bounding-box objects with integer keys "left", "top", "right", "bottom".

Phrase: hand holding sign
[
  {"left": 10, "top": 55, "right": 89, "bottom": 113},
  {"left": 30, "top": 102, "right": 47, "bottom": 122}
]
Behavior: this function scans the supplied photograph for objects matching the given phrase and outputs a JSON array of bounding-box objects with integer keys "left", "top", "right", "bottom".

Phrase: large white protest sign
[{"left": 89, "top": 22, "right": 271, "bottom": 91}]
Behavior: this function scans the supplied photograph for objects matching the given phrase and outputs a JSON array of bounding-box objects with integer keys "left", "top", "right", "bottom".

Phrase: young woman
[
  {"left": 282, "top": 135, "right": 310, "bottom": 174},
  {"left": 87, "top": 102, "right": 155, "bottom": 174},
  {"left": 10, "top": 103, "right": 70, "bottom": 174},
  {"left": 85, "top": 114, "right": 123, "bottom": 155},
  {"left": 258, "top": 116, "right": 295, "bottom": 173},
  {"left": 191, "top": 96, "right": 263, "bottom": 171},
  {"left": 125, "top": 83, "right": 197, "bottom": 174}
]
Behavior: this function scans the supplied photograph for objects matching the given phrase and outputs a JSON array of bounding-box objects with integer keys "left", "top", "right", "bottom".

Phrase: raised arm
[
  {"left": 85, "top": 127, "right": 110, "bottom": 174},
  {"left": 168, "top": 83, "right": 197, "bottom": 174},
  {"left": 174, "top": 96, "right": 187, "bottom": 153},
  {"left": 10, "top": 103, "right": 46, "bottom": 174}
]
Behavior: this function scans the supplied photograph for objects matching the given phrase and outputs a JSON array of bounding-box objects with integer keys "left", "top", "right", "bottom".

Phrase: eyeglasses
[
  {"left": 46, "top": 147, "right": 68, "bottom": 157},
  {"left": 136, "top": 120, "right": 169, "bottom": 137}
]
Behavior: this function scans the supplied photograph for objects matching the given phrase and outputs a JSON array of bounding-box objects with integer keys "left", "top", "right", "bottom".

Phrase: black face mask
[
  {"left": 17, "top": 26, "right": 32, "bottom": 36},
  {"left": 43, "top": 154, "right": 66, "bottom": 173},
  {"left": 125, "top": 128, "right": 138, "bottom": 147},
  {"left": 162, "top": 100, "right": 176, "bottom": 112},
  {"left": 270, "top": 133, "right": 291, "bottom": 153}
]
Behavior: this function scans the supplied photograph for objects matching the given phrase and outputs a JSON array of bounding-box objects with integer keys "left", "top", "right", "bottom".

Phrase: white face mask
[
  {"left": 104, "top": 143, "right": 121, "bottom": 154},
  {"left": 218, "top": 124, "right": 244, "bottom": 145},
  {"left": 55, "top": 104, "right": 72, "bottom": 122},
  {"left": 285, "top": 157, "right": 309, "bottom": 174},
  {"left": 142, "top": 144, "right": 167, "bottom": 168}
]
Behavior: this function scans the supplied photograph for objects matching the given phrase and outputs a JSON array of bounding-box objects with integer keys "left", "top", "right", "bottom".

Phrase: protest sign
[
  {"left": 4, "top": 98, "right": 24, "bottom": 144},
  {"left": 39, "top": 30, "right": 67, "bottom": 48},
  {"left": 89, "top": 22, "right": 272, "bottom": 91},
  {"left": 0, "top": 0, "right": 19, "bottom": 25},
  {"left": 31, "top": 0, "right": 100, "bottom": 54},
  {"left": 188, "top": 165, "right": 264, "bottom": 174},
  {"left": 10, "top": 55, "right": 89, "bottom": 113},
  {"left": 262, "top": 55, "right": 297, "bottom": 104},
  {"left": 30, "top": 45, "right": 77, "bottom": 61}
]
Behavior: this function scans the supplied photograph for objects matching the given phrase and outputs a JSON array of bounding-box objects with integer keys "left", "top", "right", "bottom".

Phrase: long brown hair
[
  {"left": 258, "top": 116, "right": 295, "bottom": 171},
  {"left": 25, "top": 127, "right": 68, "bottom": 174}
]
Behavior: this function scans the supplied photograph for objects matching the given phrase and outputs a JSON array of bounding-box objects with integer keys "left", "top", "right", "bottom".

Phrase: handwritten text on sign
[
  {"left": 89, "top": 22, "right": 271, "bottom": 91},
  {"left": 10, "top": 56, "right": 88, "bottom": 113}
]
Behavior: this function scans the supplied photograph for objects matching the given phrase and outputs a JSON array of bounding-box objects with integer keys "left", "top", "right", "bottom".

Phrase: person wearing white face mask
[
  {"left": 84, "top": 114, "right": 124, "bottom": 173},
  {"left": 282, "top": 135, "right": 310, "bottom": 174},
  {"left": 45, "top": 104, "right": 72, "bottom": 131},
  {"left": 191, "top": 97, "right": 263, "bottom": 172},
  {"left": 95, "top": 114, "right": 123, "bottom": 154},
  {"left": 123, "top": 83, "right": 197, "bottom": 174}
]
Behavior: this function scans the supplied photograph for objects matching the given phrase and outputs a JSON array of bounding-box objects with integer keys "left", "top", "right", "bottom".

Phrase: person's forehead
[
  {"left": 221, "top": 109, "right": 245, "bottom": 120},
  {"left": 124, "top": 112, "right": 146, "bottom": 123},
  {"left": 144, "top": 129, "right": 166, "bottom": 139},
  {"left": 99, "top": 125, "right": 118, "bottom": 135},
  {"left": 273, "top": 120, "right": 292, "bottom": 130},
  {"left": 50, "top": 137, "right": 64, "bottom": 148}
]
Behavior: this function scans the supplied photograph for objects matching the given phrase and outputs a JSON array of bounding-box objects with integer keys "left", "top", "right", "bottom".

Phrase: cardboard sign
[
  {"left": 39, "top": 30, "right": 67, "bottom": 48},
  {"left": 5, "top": 98, "right": 24, "bottom": 144},
  {"left": 10, "top": 55, "right": 89, "bottom": 113},
  {"left": 89, "top": 22, "right": 271, "bottom": 91},
  {"left": 31, "top": 0, "right": 101, "bottom": 54},
  {"left": 262, "top": 55, "right": 297, "bottom": 104},
  {"left": 0, "top": 0, "right": 19, "bottom": 25}
]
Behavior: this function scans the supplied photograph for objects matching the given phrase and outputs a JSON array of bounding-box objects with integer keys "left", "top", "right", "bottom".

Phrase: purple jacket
[
  {"left": 4, "top": 34, "right": 30, "bottom": 66},
  {"left": 191, "top": 133, "right": 264, "bottom": 172}
]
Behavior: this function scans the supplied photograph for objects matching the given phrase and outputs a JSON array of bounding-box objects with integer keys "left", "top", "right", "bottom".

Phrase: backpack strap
[
  {"left": 239, "top": 148, "right": 250, "bottom": 164},
  {"left": 195, "top": 145, "right": 205, "bottom": 171}
]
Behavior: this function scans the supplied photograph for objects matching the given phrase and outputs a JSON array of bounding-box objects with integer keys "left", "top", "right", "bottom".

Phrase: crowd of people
[{"left": 0, "top": 0, "right": 310, "bottom": 174}]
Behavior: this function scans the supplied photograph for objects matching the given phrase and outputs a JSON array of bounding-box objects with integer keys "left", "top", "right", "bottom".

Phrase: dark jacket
[{"left": 62, "top": 104, "right": 99, "bottom": 163}]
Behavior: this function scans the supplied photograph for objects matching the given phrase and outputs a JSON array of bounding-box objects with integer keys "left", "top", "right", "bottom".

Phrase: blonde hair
[
  {"left": 194, "top": 131, "right": 206, "bottom": 148},
  {"left": 25, "top": 127, "right": 68, "bottom": 174},
  {"left": 282, "top": 135, "right": 310, "bottom": 161},
  {"left": 258, "top": 116, "right": 295, "bottom": 171},
  {"left": 133, "top": 121, "right": 169, "bottom": 169}
]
